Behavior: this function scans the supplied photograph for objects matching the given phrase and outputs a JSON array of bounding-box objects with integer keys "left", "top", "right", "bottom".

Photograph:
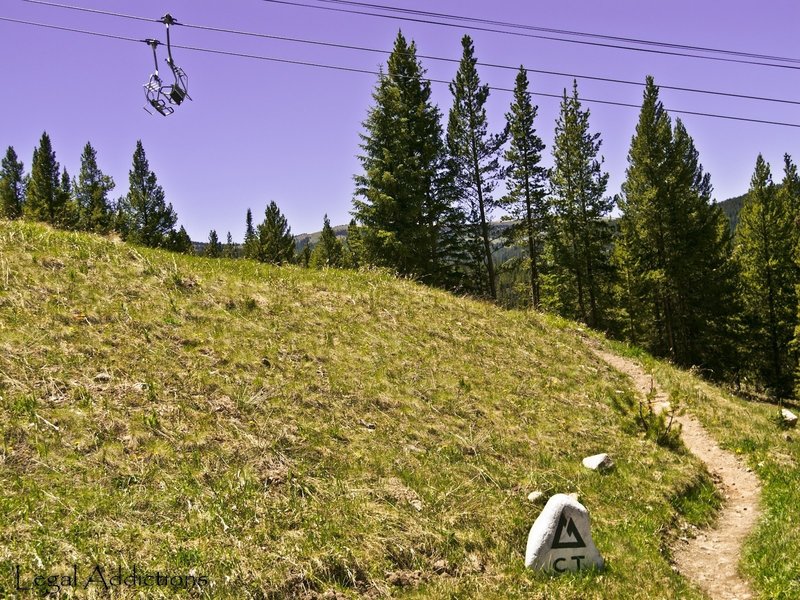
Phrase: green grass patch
[{"left": 670, "top": 471, "right": 722, "bottom": 529}]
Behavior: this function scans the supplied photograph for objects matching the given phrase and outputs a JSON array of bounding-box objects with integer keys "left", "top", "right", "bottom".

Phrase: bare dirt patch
[{"left": 592, "top": 346, "right": 761, "bottom": 600}]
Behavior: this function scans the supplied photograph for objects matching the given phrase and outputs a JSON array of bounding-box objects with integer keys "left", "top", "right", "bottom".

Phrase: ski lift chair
[
  {"left": 166, "top": 62, "right": 190, "bottom": 105},
  {"left": 144, "top": 73, "right": 175, "bottom": 116},
  {"left": 142, "top": 40, "right": 174, "bottom": 116}
]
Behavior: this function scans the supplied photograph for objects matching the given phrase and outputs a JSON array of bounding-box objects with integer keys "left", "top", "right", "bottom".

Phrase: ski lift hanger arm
[{"left": 161, "top": 14, "right": 179, "bottom": 66}]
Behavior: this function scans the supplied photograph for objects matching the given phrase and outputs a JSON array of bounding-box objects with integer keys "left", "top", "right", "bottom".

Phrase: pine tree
[
  {"left": 74, "top": 142, "right": 115, "bottom": 233},
  {"left": 345, "top": 219, "right": 367, "bottom": 269},
  {"left": 781, "top": 155, "right": 800, "bottom": 388},
  {"left": 617, "top": 77, "right": 738, "bottom": 373},
  {"left": 548, "top": 82, "right": 612, "bottom": 327},
  {"left": 310, "top": 215, "right": 345, "bottom": 268},
  {"left": 223, "top": 231, "right": 237, "bottom": 258},
  {"left": 447, "top": 35, "right": 508, "bottom": 299},
  {"left": 255, "top": 201, "right": 295, "bottom": 264},
  {"left": 58, "top": 167, "right": 80, "bottom": 230},
  {"left": 780, "top": 154, "right": 800, "bottom": 247},
  {"left": 243, "top": 208, "right": 257, "bottom": 259},
  {"left": 501, "top": 66, "right": 548, "bottom": 308},
  {"left": 299, "top": 241, "right": 312, "bottom": 268},
  {"left": 117, "top": 141, "right": 177, "bottom": 248},
  {"left": 205, "top": 229, "right": 223, "bottom": 258},
  {"left": 737, "top": 155, "right": 797, "bottom": 396},
  {"left": 24, "top": 132, "right": 61, "bottom": 224},
  {"left": 167, "top": 225, "right": 194, "bottom": 254},
  {"left": 353, "top": 31, "right": 464, "bottom": 287},
  {"left": 782, "top": 154, "right": 800, "bottom": 206},
  {"left": 0, "top": 146, "right": 25, "bottom": 219}
]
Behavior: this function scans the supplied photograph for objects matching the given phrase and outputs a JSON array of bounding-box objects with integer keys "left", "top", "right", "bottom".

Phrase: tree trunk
[
  {"left": 470, "top": 134, "right": 496, "bottom": 299},
  {"left": 524, "top": 178, "right": 539, "bottom": 308}
]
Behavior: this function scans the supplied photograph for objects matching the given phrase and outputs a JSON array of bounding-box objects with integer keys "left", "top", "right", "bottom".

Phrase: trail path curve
[{"left": 592, "top": 346, "right": 761, "bottom": 600}]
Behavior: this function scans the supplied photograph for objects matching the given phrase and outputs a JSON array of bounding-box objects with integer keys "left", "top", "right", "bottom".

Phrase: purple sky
[{"left": 2, "top": 0, "right": 798, "bottom": 241}]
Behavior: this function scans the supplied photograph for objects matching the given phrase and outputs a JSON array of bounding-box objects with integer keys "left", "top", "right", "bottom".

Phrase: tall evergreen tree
[
  {"left": 736, "top": 155, "right": 797, "bottom": 395},
  {"left": 780, "top": 154, "right": 800, "bottom": 246},
  {"left": 0, "top": 146, "right": 25, "bottom": 219},
  {"left": 117, "top": 141, "right": 177, "bottom": 248},
  {"left": 223, "top": 231, "right": 237, "bottom": 258},
  {"left": 501, "top": 66, "right": 548, "bottom": 308},
  {"left": 74, "top": 142, "right": 115, "bottom": 233},
  {"left": 243, "top": 208, "right": 257, "bottom": 259},
  {"left": 345, "top": 219, "right": 367, "bottom": 269},
  {"left": 205, "top": 229, "right": 223, "bottom": 258},
  {"left": 781, "top": 155, "right": 800, "bottom": 387},
  {"left": 617, "top": 77, "right": 737, "bottom": 373},
  {"left": 58, "top": 167, "right": 80, "bottom": 230},
  {"left": 24, "top": 132, "right": 61, "bottom": 224},
  {"left": 310, "top": 215, "right": 345, "bottom": 268},
  {"left": 255, "top": 201, "right": 295, "bottom": 264},
  {"left": 299, "top": 241, "right": 312, "bottom": 268},
  {"left": 548, "top": 82, "right": 612, "bottom": 327},
  {"left": 353, "top": 31, "right": 463, "bottom": 287},
  {"left": 167, "top": 225, "right": 194, "bottom": 254},
  {"left": 447, "top": 35, "right": 508, "bottom": 299},
  {"left": 782, "top": 154, "right": 800, "bottom": 206}
]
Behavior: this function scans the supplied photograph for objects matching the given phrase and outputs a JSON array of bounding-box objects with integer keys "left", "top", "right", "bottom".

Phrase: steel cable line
[
  {"left": 259, "top": 0, "right": 800, "bottom": 71},
  {"left": 20, "top": 0, "right": 153, "bottom": 23},
  {"left": 19, "top": 0, "right": 800, "bottom": 107},
  {"left": 24, "top": 0, "right": 800, "bottom": 68},
  {"left": 3, "top": 16, "right": 800, "bottom": 129},
  {"left": 314, "top": 0, "right": 800, "bottom": 65},
  {"left": 0, "top": 14, "right": 141, "bottom": 42}
]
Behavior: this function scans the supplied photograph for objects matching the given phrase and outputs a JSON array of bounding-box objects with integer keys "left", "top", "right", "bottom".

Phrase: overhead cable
[
  {"left": 3, "top": 15, "right": 800, "bottom": 129},
  {"left": 259, "top": 0, "right": 800, "bottom": 71},
  {"left": 313, "top": 0, "right": 800, "bottom": 65},
  {"left": 19, "top": 0, "right": 800, "bottom": 107}
]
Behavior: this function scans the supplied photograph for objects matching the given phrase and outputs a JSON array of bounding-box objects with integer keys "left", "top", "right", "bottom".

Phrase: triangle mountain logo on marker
[{"left": 551, "top": 513, "right": 586, "bottom": 549}]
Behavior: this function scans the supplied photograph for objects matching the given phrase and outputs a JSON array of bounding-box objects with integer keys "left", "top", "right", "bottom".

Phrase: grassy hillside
[{"left": 0, "top": 221, "right": 725, "bottom": 598}]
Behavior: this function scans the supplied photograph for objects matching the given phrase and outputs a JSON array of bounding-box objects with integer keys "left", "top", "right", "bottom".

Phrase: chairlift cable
[
  {"left": 21, "top": 0, "right": 156, "bottom": 23},
  {"left": 23, "top": 0, "right": 800, "bottom": 67},
  {"left": 19, "top": 0, "right": 800, "bottom": 107},
  {"left": 3, "top": 15, "right": 800, "bottom": 129},
  {"left": 0, "top": 14, "right": 142, "bottom": 42},
  {"left": 312, "top": 0, "right": 800, "bottom": 65},
  {"left": 175, "top": 25, "right": 800, "bottom": 107},
  {"left": 258, "top": 0, "right": 800, "bottom": 72}
]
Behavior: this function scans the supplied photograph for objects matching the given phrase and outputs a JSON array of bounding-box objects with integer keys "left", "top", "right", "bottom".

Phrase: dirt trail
[{"left": 591, "top": 346, "right": 761, "bottom": 600}]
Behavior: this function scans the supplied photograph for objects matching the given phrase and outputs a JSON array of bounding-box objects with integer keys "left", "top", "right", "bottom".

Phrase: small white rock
[
  {"left": 93, "top": 372, "right": 112, "bottom": 383},
  {"left": 781, "top": 409, "right": 798, "bottom": 427},
  {"left": 582, "top": 453, "right": 613, "bottom": 471},
  {"left": 527, "top": 491, "right": 544, "bottom": 502}
]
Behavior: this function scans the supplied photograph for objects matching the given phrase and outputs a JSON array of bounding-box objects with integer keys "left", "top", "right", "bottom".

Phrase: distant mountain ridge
[
  {"left": 193, "top": 193, "right": 748, "bottom": 254},
  {"left": 715, "top": 194, "right": 746, "bottom": 232},
  {"left": 293, "top": 193, "right": 749, "bottom": 247}
]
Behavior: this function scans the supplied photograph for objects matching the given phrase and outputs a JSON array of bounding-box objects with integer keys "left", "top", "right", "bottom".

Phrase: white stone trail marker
[{"left": 525, "top": 493, "right": 604, "bottom": 573}]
